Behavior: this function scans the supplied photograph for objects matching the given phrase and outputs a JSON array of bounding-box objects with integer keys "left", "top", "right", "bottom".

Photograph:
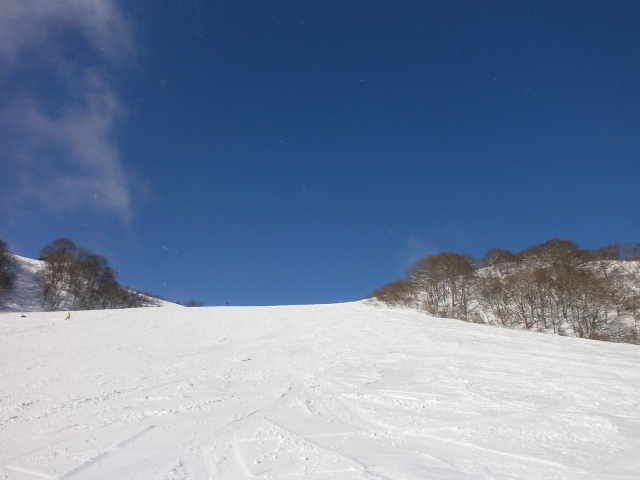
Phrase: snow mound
[{"left": 1, "top": 302, "right": 639, "bottom": 479}]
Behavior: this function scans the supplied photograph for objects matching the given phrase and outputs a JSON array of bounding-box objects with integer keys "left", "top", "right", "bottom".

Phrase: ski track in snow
[{"left": 1, "top": 302, "right": 639, "bottom": 479}]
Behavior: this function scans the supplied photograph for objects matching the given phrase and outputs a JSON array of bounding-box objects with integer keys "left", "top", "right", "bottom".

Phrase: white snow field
[{"left": 1, "top": 302, "right": 639, "bottom": 479}]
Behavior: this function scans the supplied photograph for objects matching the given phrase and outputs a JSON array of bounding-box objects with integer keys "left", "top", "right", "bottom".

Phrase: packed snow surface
[{"left": 1, "top": 302, "right": 639, "bottom": 479}]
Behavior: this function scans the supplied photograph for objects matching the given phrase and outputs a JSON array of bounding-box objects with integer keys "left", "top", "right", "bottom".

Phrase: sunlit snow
[{"left": 1, "top": 298, "right": 639, "bottom": 479}]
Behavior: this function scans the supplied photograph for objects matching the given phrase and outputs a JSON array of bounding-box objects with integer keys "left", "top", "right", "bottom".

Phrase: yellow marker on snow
[{"left": 66, "top": 312, "right": 71, "bottom": 319}]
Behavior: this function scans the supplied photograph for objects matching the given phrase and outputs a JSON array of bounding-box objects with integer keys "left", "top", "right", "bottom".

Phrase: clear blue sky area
[{"left": 1, "top": 1, "right": 638, "bottom": 306}]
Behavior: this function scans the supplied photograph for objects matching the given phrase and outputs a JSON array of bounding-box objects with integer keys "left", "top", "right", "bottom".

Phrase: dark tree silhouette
[
  {"left": 0, "top": 239, "right": 18, "bottom": 306},
  {"left": 36, "top": 238, "right": 158, "bottom": 311}
]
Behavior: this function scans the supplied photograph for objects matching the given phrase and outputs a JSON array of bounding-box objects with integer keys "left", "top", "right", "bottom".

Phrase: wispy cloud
[
  {"left": 0, "top": 0, "right": 138, "bottom": 222},
  {"left": 400, "top": 235, "right": 438, "bottom": 273}
]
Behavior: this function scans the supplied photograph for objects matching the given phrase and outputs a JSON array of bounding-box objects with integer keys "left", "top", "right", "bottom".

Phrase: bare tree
[
  {"left": 483, "top": 247, "right": 519, "bottom": 275},
  {"left": 368, "top": 279, "right": 414, "bottom": 308},
  {"left": 68, "top": 250, "right": 117, "bottom": 309},
  {"left": 371, "top": 238, "right": 640, "bottom": 344},
  {"left": 36, "top": 238, "right": 157, "bottom": 311},
  {"left": 478, "top": 272, "right": 511, "bottom": 326},
  {"left": 408, "top": 252, "right": 478, "bottom": 319},
  {"left": 0, "top": 239, "right": 18, "bottom": 307},
  {"left": 36, "top": 239, "right": 78, "bottom": 310}
]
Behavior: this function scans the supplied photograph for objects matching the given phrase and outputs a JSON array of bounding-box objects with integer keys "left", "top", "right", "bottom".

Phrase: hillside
[
  {"left": 1, "top": 302, "right": 639, "bottom": 479},
  {"left": 1, "top": 255, "right": 43, "bottom": 312},
  {"left": 1, "top": 255, "right": 179, "bottom": 312},
  {"left": 371, "top": 242, "right": 640, "bottom": 343}
]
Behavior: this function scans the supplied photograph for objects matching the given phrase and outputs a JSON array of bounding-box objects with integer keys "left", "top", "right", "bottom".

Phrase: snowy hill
[
  {"left": 1, "top": 255, "right": 180, "bottom": 312},
  {"left": 1, "top": 302, "right": 639, "bottom": 479},
  {"left": 1, "top": 255, "right": 44, "bottom": 312}
]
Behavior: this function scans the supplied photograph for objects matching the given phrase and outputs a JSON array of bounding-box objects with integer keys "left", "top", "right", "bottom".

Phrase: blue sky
[{"left": 1, "top": 1, "right": 639, "bottom": 306}]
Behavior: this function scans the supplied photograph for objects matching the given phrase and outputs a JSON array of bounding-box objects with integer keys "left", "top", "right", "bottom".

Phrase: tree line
[
  {"left": 0, "top": 237, "right": 161, "bottom": 311},
  {"left": 369, "top": 239, "right": 640, "bottom": 344}
]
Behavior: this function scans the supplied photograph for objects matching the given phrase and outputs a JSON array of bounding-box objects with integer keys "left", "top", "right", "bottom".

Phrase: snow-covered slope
[
  {"left": 2, "top": 255, "right": 47, "bottom": 312},
  {"left": 1, "top": 302, "right": 639, "bottom": 479},
  {"left": 1, "top": 255, "right": 180, "bottom": 312}
]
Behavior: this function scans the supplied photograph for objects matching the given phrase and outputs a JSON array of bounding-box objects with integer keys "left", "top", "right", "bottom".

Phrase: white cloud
[
  {"left": 0, "top": 0, "right": 138, "bottom": 221},
  {"left": 0, "top": 0, "right": 135, "bottom": 67}
]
